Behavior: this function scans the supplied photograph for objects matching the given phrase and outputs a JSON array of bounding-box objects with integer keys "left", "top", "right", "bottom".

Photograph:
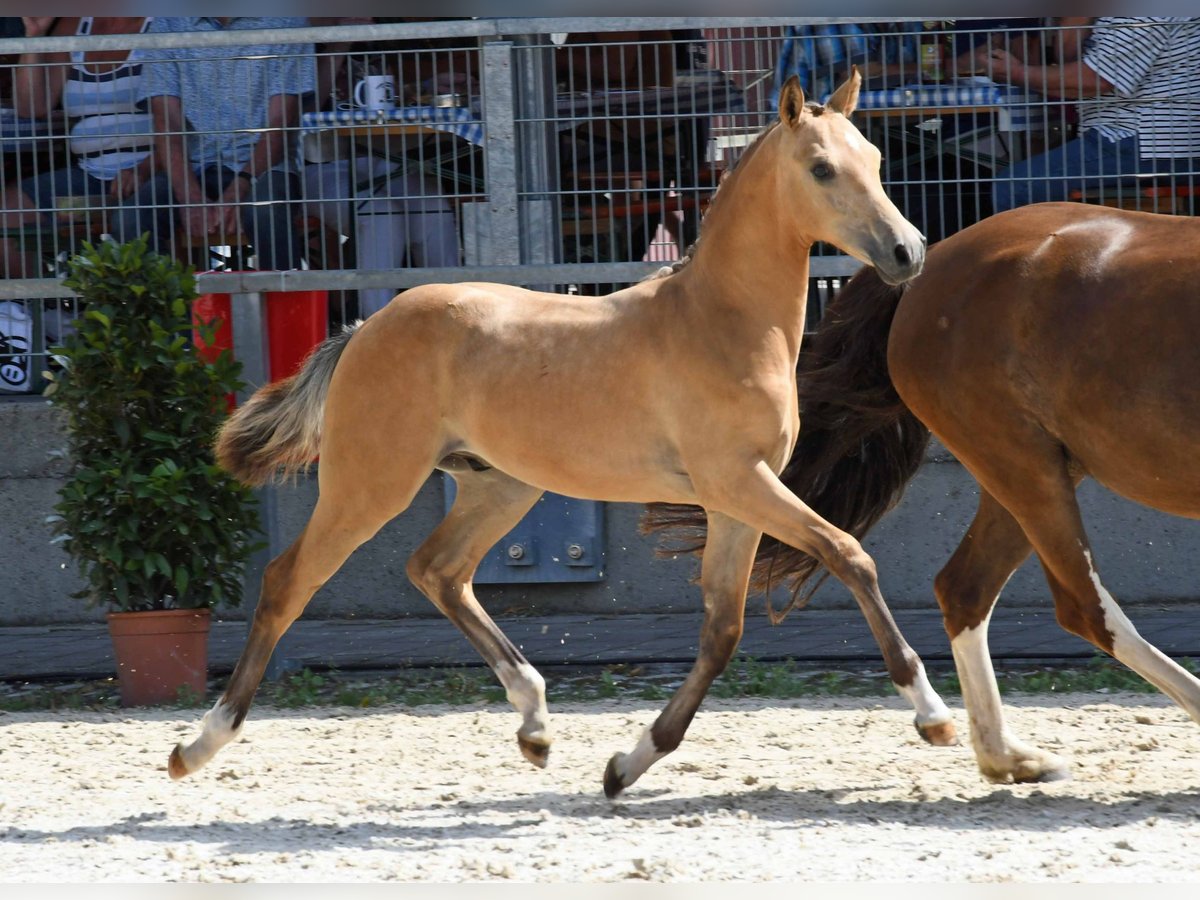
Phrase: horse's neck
[{"left": 680, "top": 160, "right": 814, "bottom": 356}]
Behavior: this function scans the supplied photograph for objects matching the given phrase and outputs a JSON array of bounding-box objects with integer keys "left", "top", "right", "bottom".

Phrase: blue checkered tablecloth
[
  {"left": 845, "top": 81, "right": 1044, "bottom": 131},
  {"left": 299, "top": 106, "right": 484, "bottom": 163}
]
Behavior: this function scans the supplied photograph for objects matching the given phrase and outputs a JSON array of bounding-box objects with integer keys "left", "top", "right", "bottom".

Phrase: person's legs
[
  {"left": 112, "top": 171, "right": 176, "bottom": 255},
  {"left": 351, "top": 159, "right": 460, "bottom": 316},
  {"left": 992, "top": 130, "right": 1138, "bottom": 213},
  {"left": 392, "top": 171, "right": 461, "bottom": 269},
  {"left": 2, "top": 167, "right": 105, "bottom": 277},
  {"left": 301, "top": 158, "right": 356, "bottom": 238},
  {"left": 245, "top": 170, "right": 304, "bottom": 271}
]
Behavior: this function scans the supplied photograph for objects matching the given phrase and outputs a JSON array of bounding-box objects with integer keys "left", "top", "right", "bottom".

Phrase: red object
[
  {"left": 192, "top": 284, "right": 328, "bottom": 401},
  {"left": 107, "top": 609, "right": 211, "bottom": 707}
]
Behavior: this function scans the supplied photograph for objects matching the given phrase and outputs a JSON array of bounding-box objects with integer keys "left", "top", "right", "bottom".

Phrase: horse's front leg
[
  {"left": 407, "top": 468, "right": 553, "bottom": 766},
  {"left": 605, "top": 511, "right": 759, "bottom": 798},
  {"left": 705, "top": 460, "right": 956, "bottom": 745}
]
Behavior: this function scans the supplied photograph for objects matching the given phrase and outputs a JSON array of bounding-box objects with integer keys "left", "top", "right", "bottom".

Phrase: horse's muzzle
[{"left": 873, "top": 233, "right": 926, "bottom": 285}]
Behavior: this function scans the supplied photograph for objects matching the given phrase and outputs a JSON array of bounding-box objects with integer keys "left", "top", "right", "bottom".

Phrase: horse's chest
[{"left": 733, "top": 380, "right": 800, "bottom": 462}]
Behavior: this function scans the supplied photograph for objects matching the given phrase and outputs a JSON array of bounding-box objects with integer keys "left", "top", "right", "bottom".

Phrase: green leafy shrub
[{"left": 44, "top": 235, "right": 262, "bottom": 611}]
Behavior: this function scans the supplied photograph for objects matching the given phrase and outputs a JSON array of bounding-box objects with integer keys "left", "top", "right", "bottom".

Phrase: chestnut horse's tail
[
  {"left": 641, "top": 266, "right": 931, "bottom": 620},
  {"left": 215, "top": 322, "right": 363, "bottom": 487}
]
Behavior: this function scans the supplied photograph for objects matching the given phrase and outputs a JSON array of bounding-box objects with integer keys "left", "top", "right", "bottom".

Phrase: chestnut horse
[
  {"left": 168, "top": 71, "right": 955, "bottom": 798},
  {"left": 650, "top": 200, "right": 1200, "bottom": 784}
]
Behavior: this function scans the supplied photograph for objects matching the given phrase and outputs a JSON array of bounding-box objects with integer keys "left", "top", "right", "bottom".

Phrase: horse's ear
[
  {"left": 777, "top": 74, "right": 806, "bottom": 128},
  {"left": 826, "top": 65, "right": 862, "bottom": 117}
]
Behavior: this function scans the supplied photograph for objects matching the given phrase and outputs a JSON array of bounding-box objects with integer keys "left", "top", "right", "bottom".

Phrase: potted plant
[{"left": 44, "top": 235, "right": 262, "bottom": 706}]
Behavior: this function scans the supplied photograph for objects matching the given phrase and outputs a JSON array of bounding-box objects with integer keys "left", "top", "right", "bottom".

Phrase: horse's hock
[{"left": 1, "top": 401, "right": 1198, "bottom": 626}]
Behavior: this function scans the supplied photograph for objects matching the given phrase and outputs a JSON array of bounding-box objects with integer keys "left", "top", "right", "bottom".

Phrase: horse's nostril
[{"left": 894, "top": 244, "right": 912, "bottom": 267}]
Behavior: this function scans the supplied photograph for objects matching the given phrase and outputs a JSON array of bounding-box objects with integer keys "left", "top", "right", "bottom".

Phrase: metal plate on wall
[{"left": 442, "top": 474, "right": 606, "bottom": 583}]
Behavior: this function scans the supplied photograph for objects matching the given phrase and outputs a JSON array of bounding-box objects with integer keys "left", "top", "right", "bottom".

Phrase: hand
[
  {"left": 21, "top": 17, "right": 56, "bottom": 37},
  {"left": 974, "top": 45, "right": 1022, "bottom": 82},
  {"left": 109, "top": 168, "right": 144, "bottom": 202},
  {"left": 182, "top": 203, "right": 241, "bottom": 245}
]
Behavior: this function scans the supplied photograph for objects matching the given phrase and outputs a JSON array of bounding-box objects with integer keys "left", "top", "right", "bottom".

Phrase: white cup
[{"left": 354, "top": 75, "right": 396, "bottom": 110}]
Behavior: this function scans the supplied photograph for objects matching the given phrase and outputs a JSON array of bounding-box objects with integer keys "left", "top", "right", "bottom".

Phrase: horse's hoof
[
  {"left": 915, "top": 718, "right": 959, "bottom": 746},
  {"left": 1009, "top": 758, "right": 1071, "bottom": 784},
  {"left": 981, "top": 751, "right": 1071, "bottom": 785},
  {"left": 603, "top": 753, "right": 627, "bottom": 799},
  {"left": 517, "top": 733, "right": 550, "bottom": 769},
  {"left": 167, "top": 743, "right": 190, "bottom": 780}
]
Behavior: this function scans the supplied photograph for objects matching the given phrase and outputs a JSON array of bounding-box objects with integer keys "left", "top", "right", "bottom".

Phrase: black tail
[{"left": 641, "top": 265, "right": 931, "bottom": 619}]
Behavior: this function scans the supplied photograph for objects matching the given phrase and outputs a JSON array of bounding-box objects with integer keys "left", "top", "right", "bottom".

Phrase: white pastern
[
  {"left": 616, "top": 726, "right": 666, "bottom": 785},
  {"left": 179, "top": 699, "right": 243, "bottom": 773},
  {"left": 895, "top": 662, "right": 953, "bottom": 728},
  {"left": 950, "top": 614, "right": 1006, "bottom": 756},
  {"left": 951, "top": 608, "right": 1068, "bottom": 782},
  {"left": 496, "top": 661, "right": 550, "bottom": 736}
]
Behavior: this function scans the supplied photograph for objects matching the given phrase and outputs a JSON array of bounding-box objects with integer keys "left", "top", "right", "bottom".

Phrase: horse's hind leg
[
  {"left": 168, "top": 492, "right": 387, "bottom": 779},
  {"left": 698, "top": 461, "right": 955, "bottom": 744},
  {"left": 951, "top": 430, "right": 1200, "bottom": 780},
  {"left": 605, "top": 512, "right": 760, "bottom": 798},
  {"left": 935, "top": 490, "right": 1070, "bottom": 783},
  {"left": 405, "top": 467, "right": 550, "bottom": 766}
]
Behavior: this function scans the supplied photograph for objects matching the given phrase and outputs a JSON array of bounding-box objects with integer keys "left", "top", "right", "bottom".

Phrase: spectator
[
  {"left": 112, "top": 17, "right": 315, "bottom": 270},
  {"left": 301, "top": 17, "right": 466, "bottom": 318},
  {"left": 978, "top": 16, "right": 1200, "bottom": 212},
  {"left": 0, "top": 16, "right": 155, "bottom": 281}
]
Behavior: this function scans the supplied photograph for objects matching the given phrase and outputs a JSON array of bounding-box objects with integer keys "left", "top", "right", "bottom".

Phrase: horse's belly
[{"left": 484, "top": 450, "right": 697, "bottom": 505}]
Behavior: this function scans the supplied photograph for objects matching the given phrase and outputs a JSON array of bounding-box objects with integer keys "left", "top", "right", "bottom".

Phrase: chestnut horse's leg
[
  {"left": 604, "top": 511, "right": 760, "bottom": 798},
  {"left": 406, "top": 468, "right": 551, "bottom": 766},
  {"left": 700, "top": 461, "right": 954, "bottom": 741},
  {"left": 946, "top": 427, "right": 1200, "bottom": 781},
  {"left": 934, "top": 490, "right": 1070, "bottom": 783},
  {"left": 169, "top": 493, "right": 388, "bottom": 778}
]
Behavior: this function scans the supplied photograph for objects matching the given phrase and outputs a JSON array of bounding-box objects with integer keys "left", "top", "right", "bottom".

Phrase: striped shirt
[
  {"left": 63, "top": 16, "right": 154, "bottom": 181},
  {"left": 1080, "top": 17, "right": 1200, "bottom": 159}
]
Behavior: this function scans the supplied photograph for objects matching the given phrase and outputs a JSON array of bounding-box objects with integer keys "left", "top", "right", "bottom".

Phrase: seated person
[
  {"left": 0, "top": 16, "right": 157, "bottom": 282},
  {"left": 301, "top": 17, "right": 468, "bottom": 318},
  {"left": 112, "top": 16, "right": 315, "bottom": 271},
  {"left": 556, "top": 29, "right": 701, "bottom": 279},
  {"left": 977, "top": 16, "right": 1200, "bottom": 212}
]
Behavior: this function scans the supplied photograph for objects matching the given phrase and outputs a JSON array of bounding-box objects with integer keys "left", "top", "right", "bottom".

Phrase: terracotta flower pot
[{"left": 106, "top": 608, "right": 211, "bottom": 707}]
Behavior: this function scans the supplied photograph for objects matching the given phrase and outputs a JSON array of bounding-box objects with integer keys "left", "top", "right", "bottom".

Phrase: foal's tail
[
  {"left": 641, "top": 266, "right": 931, "bottom": 620},
  {"left": 215, "top": 322, "right": 363, "bottom": 487}
]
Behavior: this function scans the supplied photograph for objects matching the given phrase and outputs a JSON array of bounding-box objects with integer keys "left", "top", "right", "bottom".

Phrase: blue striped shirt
[{"left": 1081, "top": 17, "right": 1200, "bottom": 159}]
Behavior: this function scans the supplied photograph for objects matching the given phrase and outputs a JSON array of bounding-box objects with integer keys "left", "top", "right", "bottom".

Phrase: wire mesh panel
[{"left": 4, "top": 17, "right": 1200, "bottom": 397}]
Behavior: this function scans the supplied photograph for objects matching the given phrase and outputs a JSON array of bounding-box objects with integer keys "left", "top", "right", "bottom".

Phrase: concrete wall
[{"left": 2, "top": 398, "right": 1197, "bottom": 625}]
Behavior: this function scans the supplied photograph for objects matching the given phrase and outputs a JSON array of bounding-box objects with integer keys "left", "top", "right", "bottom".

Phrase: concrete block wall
[{"left": 2, "top": 398, "right": 1197, "bottom": 626}]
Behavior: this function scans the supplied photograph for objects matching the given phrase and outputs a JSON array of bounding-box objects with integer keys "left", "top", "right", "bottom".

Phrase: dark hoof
[
  {"left": 517, "top": 733, "right": 550, "bottom": 769},
  {"left": 915, "top": 718, "right": 959, "bottom": 747},
  {"left": 603, "top": 754, "right": 626, "bottom": 799}
]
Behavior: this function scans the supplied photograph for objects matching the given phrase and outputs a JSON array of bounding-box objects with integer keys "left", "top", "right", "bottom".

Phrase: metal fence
[{"left": 2, "top": 16, "right": 1199, "bottom": 396}]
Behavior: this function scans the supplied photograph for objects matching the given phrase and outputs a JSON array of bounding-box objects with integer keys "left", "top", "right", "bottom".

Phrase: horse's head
[{"left": 775, "top": 69, "right": 925, "bottom": 284}]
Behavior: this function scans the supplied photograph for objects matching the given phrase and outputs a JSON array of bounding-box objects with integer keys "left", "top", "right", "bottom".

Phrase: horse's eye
[{"left": 811, "top": 162, "right": 833, "bottom": 181}]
